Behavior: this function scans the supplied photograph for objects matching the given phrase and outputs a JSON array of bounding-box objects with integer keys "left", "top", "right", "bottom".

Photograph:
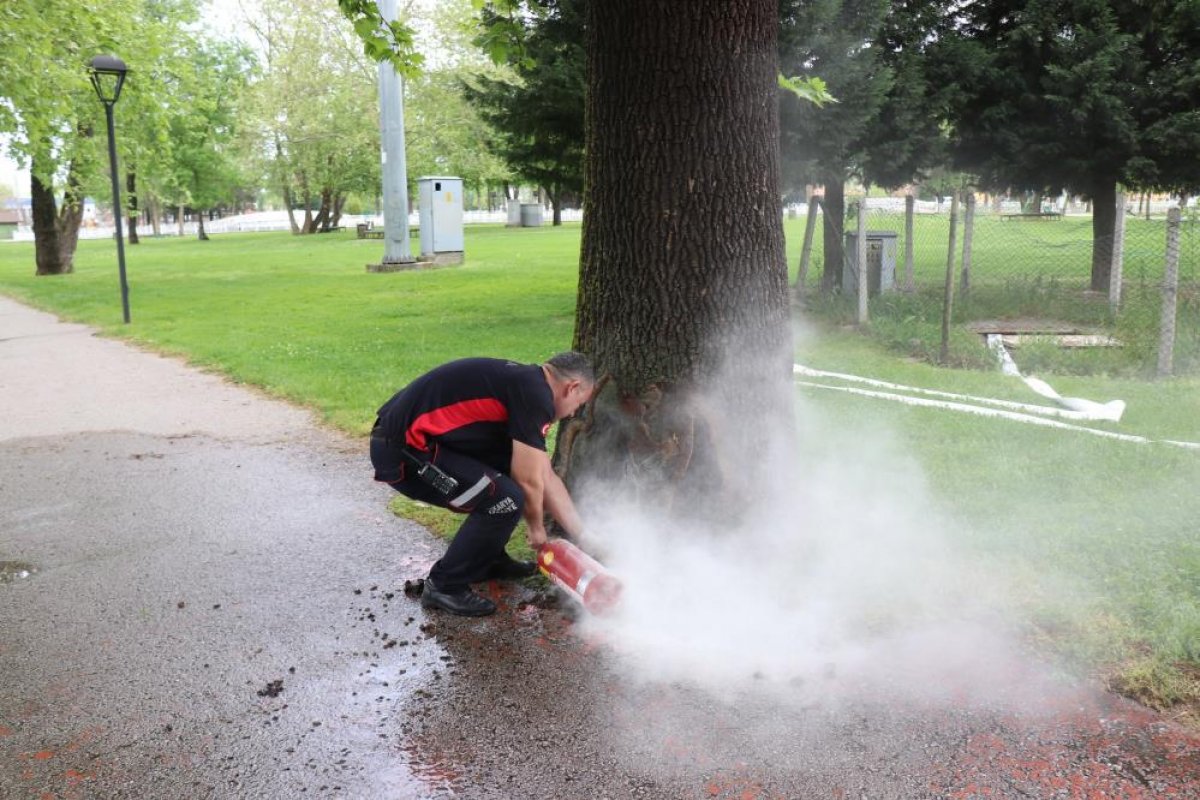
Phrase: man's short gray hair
[{"left": 545, "top": 351, "right": 595, "bottom": 385}]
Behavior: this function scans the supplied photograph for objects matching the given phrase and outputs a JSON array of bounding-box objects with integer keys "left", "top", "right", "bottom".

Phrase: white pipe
[{"left": 794, "top": 379, "right": 1200, "bottom": 451}]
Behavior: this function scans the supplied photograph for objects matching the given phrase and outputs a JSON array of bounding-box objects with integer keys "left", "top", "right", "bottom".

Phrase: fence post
[
  {"left": 904, "top": 193, "right": 915, "bottom": 291},
  {"left": 960, "top": 190, "right": 975, "bottom": 296},
  {"left": 1109, "top": 189, "right": 1126, "bottom": 312},
  {"left": 856, "top": 198, "right": 869, "bottom": 326},
  {"left": 1157, "top": 207, "right": 1181, "bottom": 378},
  {"left": 940, "top": 193, "right": 960, "bottom": 364},
  {"left": 796, "top": 193, "right": 821, "bottom": 300}
]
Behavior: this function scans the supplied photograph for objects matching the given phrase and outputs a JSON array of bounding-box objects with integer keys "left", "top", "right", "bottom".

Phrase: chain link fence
[{"left": 788, "top": 194, "right": 1200, "bottom": 377}]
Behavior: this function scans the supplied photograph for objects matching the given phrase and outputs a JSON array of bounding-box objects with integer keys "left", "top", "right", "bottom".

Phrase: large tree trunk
[
  {"left": 197, "top": 213, "right": 209, "bottom": 241},
  {"left": 30, "top": 155, "right": 85, "bottom": 276},
  {"left": 1090, "top": 178, "right": 1116, "bottom": 292},
  {"left": 820, "top": 175, "right": 845, "bottom": 295},
  {"left": 569, "top": 0, "right": 791, "bottom": 520},
  {"left": 126, "top": 171, "right": 139, "bottom": 245}
]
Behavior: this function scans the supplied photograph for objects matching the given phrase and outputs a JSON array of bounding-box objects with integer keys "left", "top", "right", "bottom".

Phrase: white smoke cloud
[{"left": 573, "top": 326, "right": 1025, "bottom": 714}]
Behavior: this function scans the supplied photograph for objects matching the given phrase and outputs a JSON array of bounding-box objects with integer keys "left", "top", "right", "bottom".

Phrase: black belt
[{"left": 372, "top": 422, "right": 458, "bottom": 496}]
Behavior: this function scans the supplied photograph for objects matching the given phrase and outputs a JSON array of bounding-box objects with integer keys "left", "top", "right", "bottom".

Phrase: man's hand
[{"left": 525, "top": 522, "right": 549, "bottom": 548}]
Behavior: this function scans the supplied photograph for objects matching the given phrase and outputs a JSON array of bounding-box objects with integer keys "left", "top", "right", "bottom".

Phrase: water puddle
[{"left": 0, "top": 560, "right": 37, "bottom": 584}]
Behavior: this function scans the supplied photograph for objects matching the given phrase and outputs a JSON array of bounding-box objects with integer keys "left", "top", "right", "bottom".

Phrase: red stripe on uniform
[{"left": 405, "top": 398, "right": 508, "bottom": 450}]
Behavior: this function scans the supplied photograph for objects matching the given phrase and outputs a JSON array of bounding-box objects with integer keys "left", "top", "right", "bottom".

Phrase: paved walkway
[{"left": 2, "top": 296, "right": 1198, "bottom": 799}]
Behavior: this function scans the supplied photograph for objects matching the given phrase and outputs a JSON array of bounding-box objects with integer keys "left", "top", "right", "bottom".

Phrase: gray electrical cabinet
[
  {"left": 417, "top": 177, "right": 464, "bottom": 259},
  {"left": 843, "top": 230, "right": 898, "bottom": 296}
]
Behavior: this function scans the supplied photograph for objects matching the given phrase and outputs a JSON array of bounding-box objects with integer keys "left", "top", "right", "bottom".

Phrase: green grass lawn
[{"left": 1, "top": 225, "right": 1197, "bottom": 719}]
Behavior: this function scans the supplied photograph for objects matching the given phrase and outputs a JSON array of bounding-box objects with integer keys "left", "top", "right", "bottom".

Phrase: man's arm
[
  {"left": 510, "top": 441, "right": 549, "bottom": 547},
  {"left": 543, "top": 467, "right": 585, "bottom": 540}
]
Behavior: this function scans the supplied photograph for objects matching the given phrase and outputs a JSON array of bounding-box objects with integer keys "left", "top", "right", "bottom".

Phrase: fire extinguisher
[{"left": 536, "top": 539, "right": 622, "bottom": 614}]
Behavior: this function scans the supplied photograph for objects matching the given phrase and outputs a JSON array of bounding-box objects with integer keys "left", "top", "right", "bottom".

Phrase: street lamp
[{"left": 88, "top": 54, "right": 131, "bottom": 324}]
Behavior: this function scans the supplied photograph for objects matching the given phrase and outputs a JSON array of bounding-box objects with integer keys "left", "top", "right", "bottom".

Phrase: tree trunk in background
[
  {"left": 30, "top": 155, "right": 85, "bottom": 276},
  {"left": 283, "top": 185, "right": 300, "bottom": 234},
  {"left": 197, "top": 213, "right": 209, "bottom": 241},
  {"left": 1090, "top": 178, "right": 1116, "bottom": 292},
  {"left": 331, "top": 192, "right": 346, "bottom": 229},
  {"left": 312, "top": 188, "right": 332, "bottom": 232},
  {"left": 177, "top": 205, "right": 186, "bottom": 237},
  {"left": 126, "top": 171, "right": 139, "bottom": 245},
  {"left": 820, "top": 176, "right": 845, "bottom": 295},
  {"left": 149, "top": 195, "right": 162, "bottom": 237},
  {"left": 568, "top": 0, "right": 792, "bottom": 522},
  {"left": 544, "top": 185, "right": 563, "bottom": 226}
]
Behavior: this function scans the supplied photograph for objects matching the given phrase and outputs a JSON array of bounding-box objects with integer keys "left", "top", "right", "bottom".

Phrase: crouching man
[{"left": 370, "top": 353, "right": 594, "bottom": 616}]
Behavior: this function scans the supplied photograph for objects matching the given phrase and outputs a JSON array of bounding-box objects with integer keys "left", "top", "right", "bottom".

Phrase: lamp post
[{"left": 88, "top": 54, "right": 131, "bottom": 324}]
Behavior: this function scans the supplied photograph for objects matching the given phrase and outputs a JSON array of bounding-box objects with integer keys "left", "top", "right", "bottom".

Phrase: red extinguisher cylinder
[{"left": 536, "top": 539, "right": 622, "bottom": 614}]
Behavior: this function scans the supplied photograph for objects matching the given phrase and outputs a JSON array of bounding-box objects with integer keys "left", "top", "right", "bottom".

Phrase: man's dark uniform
[{"left": 370, "top": 358, "right": 554, "bottom": 592}]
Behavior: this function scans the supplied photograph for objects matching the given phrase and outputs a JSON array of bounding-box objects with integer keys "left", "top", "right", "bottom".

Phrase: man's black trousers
[{"left": 370, "top": 427, "right": 524, "bottom": 592}]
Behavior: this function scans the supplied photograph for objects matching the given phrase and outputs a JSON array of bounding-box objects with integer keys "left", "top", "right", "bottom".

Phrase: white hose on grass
[{"left": 792, "top": 365, "right": 1200, "bottom": 451}]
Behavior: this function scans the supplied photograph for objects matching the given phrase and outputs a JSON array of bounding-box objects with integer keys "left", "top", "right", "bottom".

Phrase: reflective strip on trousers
[{"left": 449, "top": 475, "right": 491, "bottom": 509}]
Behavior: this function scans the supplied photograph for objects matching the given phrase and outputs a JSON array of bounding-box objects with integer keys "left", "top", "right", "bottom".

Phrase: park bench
[
  {"left": 1000, "top": 212, "right": 1062, "bottom": 221},
  {"left": 356, "top": 222, "right": 385, "bottom": 239}
]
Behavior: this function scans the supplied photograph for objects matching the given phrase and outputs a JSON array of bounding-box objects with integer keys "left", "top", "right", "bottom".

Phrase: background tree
[
  {"left": 931, "top": 0, "right": 1166, "bottom": 292},
  {"left": 779, "top": 0, "right": 892, "bottom": 293},
  {"left": 166, "top": 37, "right": 255, "bottom": 240},
  {"left": 465, "top": 0, "right": 586, "bottom": 224},
  {"left": 0, "top": 0, "right": 139, "bottom": 274},
  {"left": 855, "top": 0, "right": 953, "bottom": 192},
  {"left": 405, "top": 69, "right": 512, "bottom": 205},
  {"left": 246, "top": 0, "right": 381, "bottom": 234}
]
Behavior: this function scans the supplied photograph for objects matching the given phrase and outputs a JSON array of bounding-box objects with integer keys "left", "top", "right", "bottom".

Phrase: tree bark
[
  {"left": 820, "top": 176, "right": 845, "bottom": 295},
  {"left": 283, "top": 185, "right": 300, "bottom": 234},
  {"left": 197, "top": 213, "right": 209, "bottom": 241},
  {"left": 1090, "top": 178, "right": 1116, "bottom": 292},
  {"left": 148, "top": 195, "right": 162, "bottom": 237},
  {"left": 30, "top": 154, "right": 85, "bottom": 276},
  {"left": 313, "top": 188, "right": 332, "bottom": 231},
  {"left": 569, "top": 0, "right": 791, "bottom": 521},
  {"left": 544, "top": 185, "right": 563, "bottom": 226},
  {"left": 126, "top": 171, "right": 140, "bottom": 245}
]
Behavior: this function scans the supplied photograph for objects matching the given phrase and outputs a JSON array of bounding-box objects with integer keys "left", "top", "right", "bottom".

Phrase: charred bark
[{"left": 568, "top": 0, "right": 792, "bottom": 522}]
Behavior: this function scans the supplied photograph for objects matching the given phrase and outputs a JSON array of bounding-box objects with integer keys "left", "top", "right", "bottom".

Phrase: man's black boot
[
  {"left": 421, "top": 578, "right": 497, "bottom": 616},
  {"left": 486, "top": 554, "right": 538, "bottom": 580}
]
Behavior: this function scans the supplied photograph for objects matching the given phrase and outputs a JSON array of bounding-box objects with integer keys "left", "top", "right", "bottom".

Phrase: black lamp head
[{"left": 89, "top": 55, "right": 128, "bottom": 104}]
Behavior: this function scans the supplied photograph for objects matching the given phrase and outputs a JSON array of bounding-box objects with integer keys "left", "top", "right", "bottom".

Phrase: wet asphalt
[{"left": 2, "top": 296, "right": 1199, "bottom": 800}]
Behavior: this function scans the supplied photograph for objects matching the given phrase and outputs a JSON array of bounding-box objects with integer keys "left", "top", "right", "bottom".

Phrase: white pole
[
  {"left": 856, "top": 198, "right": 868, "bottom": 325},
  {"left": 1109, "top": 190, "right": 1126, "bottom": 312},
  {"left": 1157, "top": 207, "right": 1181, "bottom": 378},
  {"left": 376, "top": 0, "right": 414, "bottom": 264}
]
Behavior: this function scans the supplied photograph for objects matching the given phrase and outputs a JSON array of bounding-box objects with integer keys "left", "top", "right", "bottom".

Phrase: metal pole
[
  {"left": 904, "top": 193, "right": 915, "bottom": 291},
  {"left": 1157, "top": 207, "right": 1181, "bottom": 378},
  {"left": 104, "top": 102, "right": 131, "bottom": 324},
  {"left": 856, "top": 198, "right": 868, "bottom": 325},
  {"left": 1109, "top": 189, "right": 1126, "bottom": 313},
  {"left": 376, "top": 0, "right": 414, "bottom": 264},
  {"left": 940, "top": 193, "right": 959, "bottom": 364}
]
